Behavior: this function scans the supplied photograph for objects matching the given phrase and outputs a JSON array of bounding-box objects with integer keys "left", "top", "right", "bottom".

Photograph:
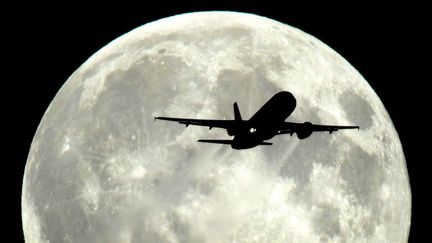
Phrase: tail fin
[{"left": 234, "top": 102, "right": 242, "bottom": 121}]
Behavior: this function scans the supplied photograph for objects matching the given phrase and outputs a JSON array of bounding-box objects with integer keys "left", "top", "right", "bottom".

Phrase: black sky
[{"left": 6, "top": 2, "right": 426, "bottom": 242}]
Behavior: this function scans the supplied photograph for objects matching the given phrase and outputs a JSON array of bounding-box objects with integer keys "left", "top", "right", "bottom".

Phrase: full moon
[{"left": 22, "top": 12, "right": 411, "bottom": 242}]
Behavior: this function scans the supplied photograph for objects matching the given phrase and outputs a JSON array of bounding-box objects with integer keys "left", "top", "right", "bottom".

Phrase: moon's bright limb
[{"left": 22, "top": 12, "right": 411, "bottom": 242}]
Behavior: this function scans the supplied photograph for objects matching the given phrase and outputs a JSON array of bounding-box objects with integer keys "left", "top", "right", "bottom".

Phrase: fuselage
[{"left": 231, "top": 91, "right": 296, "bottom": 149}]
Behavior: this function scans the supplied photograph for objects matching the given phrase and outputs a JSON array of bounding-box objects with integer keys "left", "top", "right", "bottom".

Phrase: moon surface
[{"left": 22, "top": 12, "right": 411, "bottom": 242}]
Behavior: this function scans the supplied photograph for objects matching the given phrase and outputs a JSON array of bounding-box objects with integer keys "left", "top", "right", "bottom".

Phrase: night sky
[{"left": 6, "top": 2, "right": 426, "bottom": 242}]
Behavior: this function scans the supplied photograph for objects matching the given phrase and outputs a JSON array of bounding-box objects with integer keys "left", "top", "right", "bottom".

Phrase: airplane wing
[
  {"left": 154, "top": 116, "right": 235, "bottom": 129},
  {"left": 198, "top": 139, "right": 272, "bottom": 145},
  {"left": 277, "top": 121, "right": 359, "bottom": 139},
  {"left": 197, "top": 139, "right": 234, "bottom": 144}
]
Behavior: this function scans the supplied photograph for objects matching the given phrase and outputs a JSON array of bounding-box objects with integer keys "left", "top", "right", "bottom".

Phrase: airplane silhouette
[{"left": 155, "top": 91, "right": 359, "bottom": 149}]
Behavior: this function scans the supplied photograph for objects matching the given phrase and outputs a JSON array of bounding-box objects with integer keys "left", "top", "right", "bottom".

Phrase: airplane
[{"left": 155, "top": 91, "right": 359, "bottom": 149}]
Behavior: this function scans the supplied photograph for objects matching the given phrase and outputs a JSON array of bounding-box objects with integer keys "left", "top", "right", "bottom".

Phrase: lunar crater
[
  {"left": 340, "top": 142, "right": 384, "bottom": 206},
  {"left": 311, "top": 203, "right": 342, "bottom": 238},
  {"left": 339, "top": 91, "right": 374, "bottom": 129}
]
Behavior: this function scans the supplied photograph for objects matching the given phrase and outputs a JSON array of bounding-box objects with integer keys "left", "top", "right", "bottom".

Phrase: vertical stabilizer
[{"left": 234, "top": 102, "right": 242, "bottom": 121}]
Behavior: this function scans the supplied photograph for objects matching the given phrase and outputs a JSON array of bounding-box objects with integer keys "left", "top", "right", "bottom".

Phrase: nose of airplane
[
  {"left": 275, "top": 91, "right": 296, "bottom": 110},
  {"left": 277, "top": 91, "right": 296, "bottom": 102}
]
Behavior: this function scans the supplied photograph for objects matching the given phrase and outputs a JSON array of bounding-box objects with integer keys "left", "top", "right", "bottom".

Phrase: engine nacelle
[
  {"left": 227, "top": 128, "right": 236, "bottom": 136},
  {"left": 296, "top": 122, "right": 313, "bottom": 139}
]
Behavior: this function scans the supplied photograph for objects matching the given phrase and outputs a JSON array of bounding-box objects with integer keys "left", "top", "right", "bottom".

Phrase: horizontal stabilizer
[
  {"left": 198, "top": 139, "right": 273, "bottom": 146},
  {"left": 197, "top": 139, "right": 233, "bottom": 145},
  {"left": 259, "top": 141, "right": 273, "bottom": 145}
]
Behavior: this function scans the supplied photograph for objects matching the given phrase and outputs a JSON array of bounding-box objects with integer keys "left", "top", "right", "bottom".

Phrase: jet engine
[
  {"left": 227, "top": 128, "right": 236, "bottom": 136},
  {"left": 296, "top": 122, "right": 313, "bottom": 139}
]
